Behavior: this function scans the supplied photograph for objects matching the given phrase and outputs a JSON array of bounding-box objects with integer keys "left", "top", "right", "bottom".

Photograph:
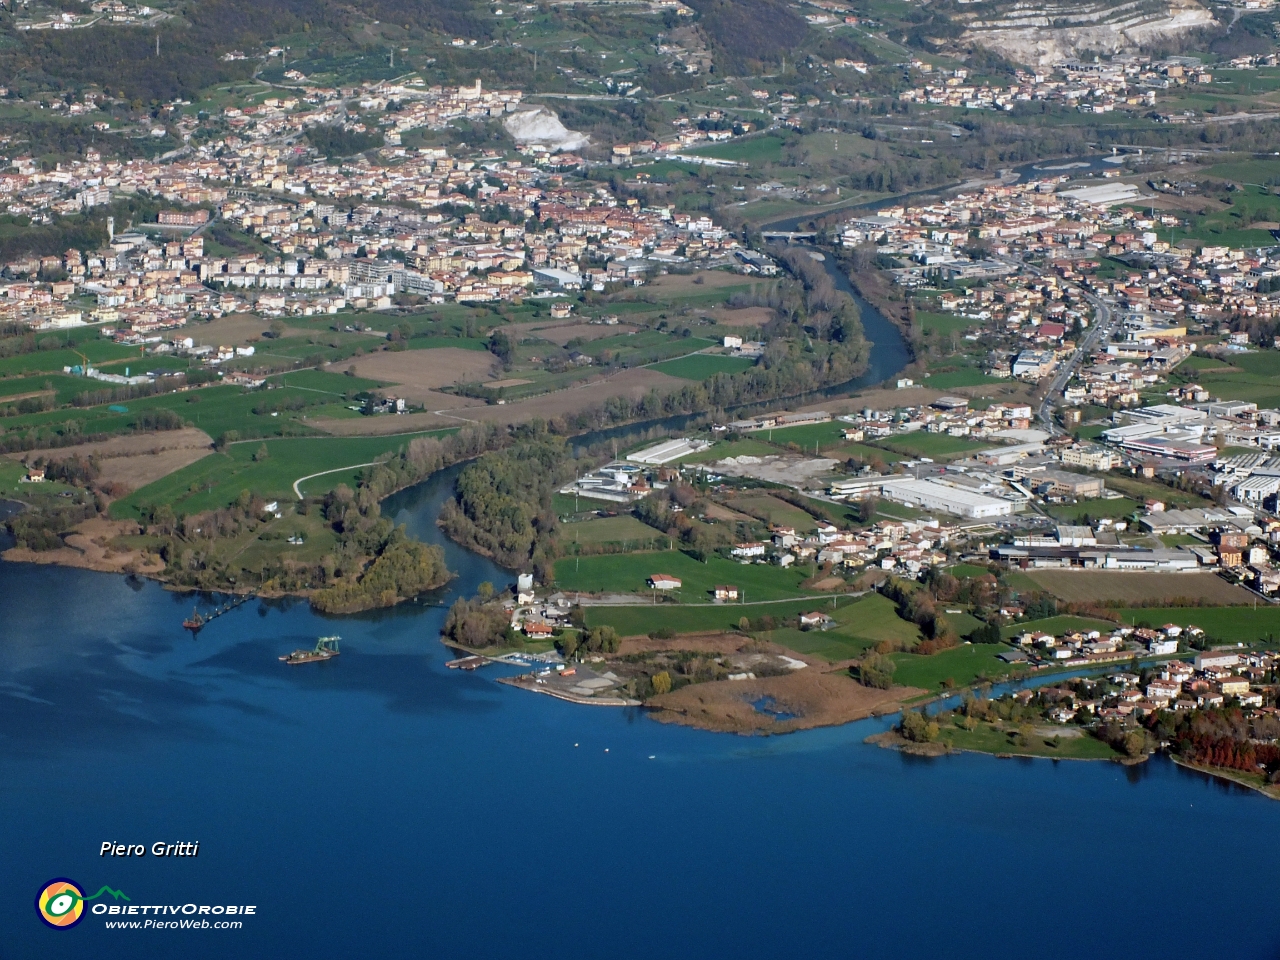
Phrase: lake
[{"left": 3, "top": 472, "right": 1280, "bottom": 959}]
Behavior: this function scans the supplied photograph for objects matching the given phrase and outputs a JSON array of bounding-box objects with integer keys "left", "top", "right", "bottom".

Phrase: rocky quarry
[{"left": 953, "top": 0, "right": 1217, "bottom": 65}]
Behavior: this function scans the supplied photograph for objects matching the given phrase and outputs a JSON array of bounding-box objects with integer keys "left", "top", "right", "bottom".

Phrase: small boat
[
  {"left": 182, "top": 609, "right": 206, "bottom": 631},
  {"left": 280, "top": 636, "right": 340, "bottom": 665}
]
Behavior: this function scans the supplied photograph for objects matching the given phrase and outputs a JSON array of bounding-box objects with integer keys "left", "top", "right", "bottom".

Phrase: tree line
[{"left": 438, "top": 438, "right": 573, "bottom": 575}]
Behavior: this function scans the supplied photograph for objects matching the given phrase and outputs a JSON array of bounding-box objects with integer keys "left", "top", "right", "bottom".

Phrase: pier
[{"left": 183, "top": 593, "right": 256, "bottom": 632}]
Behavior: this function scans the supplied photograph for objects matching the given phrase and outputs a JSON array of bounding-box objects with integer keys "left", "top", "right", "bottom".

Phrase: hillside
[{"left": 944, "top": 0, "right": 1217, "bottom": 65}]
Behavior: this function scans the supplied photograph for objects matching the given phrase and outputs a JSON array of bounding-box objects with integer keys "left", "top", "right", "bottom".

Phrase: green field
[
  {"left": 1206, "top": 158, "right": 1280, "bottom": 185},
  {"left": 0, "top": 459, "right": 31, "bottom": 497},
  {"left": 1048, "top": 496, "right": 1139, "bottom": 523},
  {"left": 891, "top": 642, "right": 1021, "bottom": 691},
  {"left": 276, "top": 369, "right": 387, "bottom": 394},
  {"left": 563, "top": 514, "right": 664, "bottom": 546},
  {"left": 833, "top": 441, "right": 904, "bottom": 465},
  {"left": 752, "top": 420, "right": 847, "bottom": 450},
  {"left": 1103, "top": 475, "right": 1205, "bottom": 510},
  {"left": 689, "top": 135, "right": 786, "bottom": 164},
  {"left": 729, "top": 493, "right": 817, "bottom": 531},
  {"left": 554, "top": 549, "right": 813, "bottom": 601},
  {"left": 765, "top": 626, "right": 875, "bottom": 661},
  {"left": 1178, "top": 354, "right": 1234, "bottom": 372},
  {"left": 915, "top": 311, "right": 975, "bottom": 338},
  {"left": 1002, "top": 570, "right": 1042, "bottom": 593},
  {"left": 649, "top": 354, "right": 755, "bottom": 380},
  {"left": 1171, "top": 351, "right": 1280, "bottom": 409},
  {"left": 1110, "top": 607, "right": 1280, "bottom": 645},
  {"left": 1156, "top": 183, "right": 1280, "bottom": 250},
  {"left": 582, "top": 598, "right": 826, "bottom": 637},
  {"left": 923, "top": 370, "right": 1003, "bottom": 390},
  {"left": 406, "top": 336, "right": 489, "bottom": 352},
  {"left": 873, "top": 432, "right": 986, "bottom": 459},
  {"left": 936, "top": 719, "right": 1120, "bottom": 760},
  {"left": 0, "top": 373, "right": 101, "bottom": 406},
  {"left": 948, "top": 563, "right": 993, "bottom": 579},
  {"left": 583, "top": 331, "right": 713, "bottom": 359},
  {"left": 828, "top": 592, "right": 922, "bottom": 646},
  {"left": 0, "top": 340, "right": 140, "bottom": 379},
  {"left": 1000, "top": 615, "right": 1119, "bottom": 639},
  {"left": 938, "top": 610, "right": 984, "bottom": 637},
  {"left": 0, "top": 383, "right": 337, "bottom": 445},
  {"left": 111, "top": 431, "right": 453, "bottom": 519}
]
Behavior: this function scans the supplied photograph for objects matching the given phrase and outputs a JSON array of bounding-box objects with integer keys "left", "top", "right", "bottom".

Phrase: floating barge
[{"left": 280, "top": 636, "right": 340, "bottom": 665}]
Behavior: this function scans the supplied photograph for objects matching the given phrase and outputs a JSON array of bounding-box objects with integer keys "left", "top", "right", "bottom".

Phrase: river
[{"left": 3, "top": 463, "right": 1280, "bottom": 960}]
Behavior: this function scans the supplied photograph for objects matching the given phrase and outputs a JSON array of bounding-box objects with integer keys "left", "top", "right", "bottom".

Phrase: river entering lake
[{"left": 3, "top": 467, "right": 1279, "bottom": 960}]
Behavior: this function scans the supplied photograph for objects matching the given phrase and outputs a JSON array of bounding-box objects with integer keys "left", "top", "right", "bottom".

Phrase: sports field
[
  {"left": 563, "top": 515, "right": 665, "bottom": 547},
  {"left": 752, "top": 420, "right": 847, "bottom": 450},
  {"left": 922, "top": 370, "right": 1003, "bottom": 390},
  {"left": 873, "top": 432, "right": 986, "bottom": 459}
]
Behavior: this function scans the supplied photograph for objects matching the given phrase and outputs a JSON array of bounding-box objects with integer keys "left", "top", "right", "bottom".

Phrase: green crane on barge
[{"left": 279, "top": 636, "right": 341, "bottom": 665}]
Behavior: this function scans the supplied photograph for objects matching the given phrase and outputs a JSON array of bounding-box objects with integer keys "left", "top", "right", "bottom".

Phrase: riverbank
[
  {"left": 1172, "top": 755, "right": 1280, "bottom": 802},
  {"left": 865, "top": 727, "right": 1139, "bottom": 764},
  {"left": 1, "top": 517, "right": 167, "bottom": 579}
]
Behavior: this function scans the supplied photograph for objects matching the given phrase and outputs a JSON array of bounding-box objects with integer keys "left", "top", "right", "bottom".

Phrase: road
[
  {"left": 1037, "top": 290, "right": 1116, "bottom": 436},
  {"left": 292, "top": 462, "right": 383, "bottom": 498},
  {"left": 1004, "top": 256, "right": 1119, "bottom": 436}
]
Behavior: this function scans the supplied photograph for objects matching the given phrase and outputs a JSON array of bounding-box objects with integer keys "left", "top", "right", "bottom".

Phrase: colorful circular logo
[{"left": 36, "top": 879, "right": 85, "bottom": 929}]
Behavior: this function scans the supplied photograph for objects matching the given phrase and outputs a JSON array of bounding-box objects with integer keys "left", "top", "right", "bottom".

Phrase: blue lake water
[{"left": 4, "top": 470, "right": 1280, "bottom": 959}]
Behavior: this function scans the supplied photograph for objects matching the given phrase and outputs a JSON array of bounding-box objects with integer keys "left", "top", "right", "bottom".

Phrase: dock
[
  {"left": 183, "top": 593, "right": 256, "bottom": 632},
  {"left": 446, "top": 655, "right": 489, "bottom": 671},
  {"left": 497, "top": 675, "right": 640, "bottom": 706}
]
